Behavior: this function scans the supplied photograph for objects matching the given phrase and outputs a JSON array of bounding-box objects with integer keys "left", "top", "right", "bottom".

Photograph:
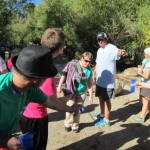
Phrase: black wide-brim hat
[{"left": 12, "top": 45, "right": 57, "bottom": 78}]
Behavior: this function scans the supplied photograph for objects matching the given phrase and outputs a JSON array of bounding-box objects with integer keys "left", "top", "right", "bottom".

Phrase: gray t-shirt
[{"left": 96, "top": 43, "right": 120, "bottom": 88}]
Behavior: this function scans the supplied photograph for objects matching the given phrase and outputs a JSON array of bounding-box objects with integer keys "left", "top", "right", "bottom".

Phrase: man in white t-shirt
[
  {"left": 92, "top": 32, "right": 126, "bottom": 127},
  {"left": 0, "top": 56, "right": 8, "bottom": 74}
]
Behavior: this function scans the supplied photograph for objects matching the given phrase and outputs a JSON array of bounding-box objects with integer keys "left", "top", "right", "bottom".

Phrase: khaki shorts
[{"left": 140, "top": 88, "right": 150, "bottom": 99}]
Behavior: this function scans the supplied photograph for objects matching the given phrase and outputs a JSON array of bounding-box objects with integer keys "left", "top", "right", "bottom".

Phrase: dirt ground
[{"left": 46, "top": 56, "right": 150, "bottom": 150}]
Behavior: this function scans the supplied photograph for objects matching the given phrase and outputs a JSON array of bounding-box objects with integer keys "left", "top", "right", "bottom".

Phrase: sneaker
[
  {"left": 92, "top": 114, "right": 103, "bottom": 120},
  {"left": 64, "top": 126, "right": 71, "bottom": 132},
  {"left": 95, "top": 118, "right": 110, "bottom": 127},
  {"left": 134, "top": 115, "right": 145, "bottom": 123},
  {"left": 72, "top": 129, "right": 79, "bottom": 133}
]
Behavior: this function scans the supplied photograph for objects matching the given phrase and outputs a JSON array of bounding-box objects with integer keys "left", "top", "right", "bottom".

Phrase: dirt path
[{"left": 46, "top": 55, "right": 150, "bottom": 150}]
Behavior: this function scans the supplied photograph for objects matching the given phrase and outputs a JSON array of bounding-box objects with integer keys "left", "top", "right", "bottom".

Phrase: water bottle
[
  {"left": 130, "top": 79, "right": 136, "bottom": 93},
  {"left": 80, "top": 106, "right": 85, "bottom": 113}
]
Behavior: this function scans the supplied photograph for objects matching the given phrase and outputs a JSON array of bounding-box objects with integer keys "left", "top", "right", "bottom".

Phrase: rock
[
  {"left": 115, "top": 79, "right": 124, "bottom": 95},
  {"left": 123, "top": 67, "right": 138, "bottom": 77}
]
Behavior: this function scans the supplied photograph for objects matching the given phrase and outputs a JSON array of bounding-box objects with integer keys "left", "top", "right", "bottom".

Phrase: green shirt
[
  {"left": 75, "top": 67, "right": 92, "bottom": 94},
  {"left": 0, "top": 72, "right": 47, "bottom": 137}
]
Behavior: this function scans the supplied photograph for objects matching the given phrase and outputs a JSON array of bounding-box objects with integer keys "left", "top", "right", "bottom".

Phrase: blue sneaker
[
  {"left": 92, "top": 114, "right": 103, "bottom": 120},
  {"left": 95, "top": 118, "right": 110, "bottom": 127}
]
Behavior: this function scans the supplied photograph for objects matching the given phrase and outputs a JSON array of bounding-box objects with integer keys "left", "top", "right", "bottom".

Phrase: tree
[
  {"left": 0, "top": 0, "right": 30, "bottom": 45},
  {"left": 4, "top": 0, "right": 36, "bottom": 47},
  {"left": 2, "top": 0, "right": 150, "bottom": 68}
]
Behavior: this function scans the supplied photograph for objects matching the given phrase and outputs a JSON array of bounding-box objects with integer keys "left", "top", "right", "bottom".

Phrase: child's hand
[
  {"left": 136, "top": 82, "right": 143, "bottom": 88},
  {"left": 57, "top": 87, "right": 62, "bottom": 94}
]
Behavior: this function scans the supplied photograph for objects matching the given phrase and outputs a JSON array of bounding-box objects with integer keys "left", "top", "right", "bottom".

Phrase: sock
[
  {"left": 100, "top": 114, "right": 104, "bottom": 117},
  {"left": 104, "top": 118, "right": 110, "bottom": 123}
]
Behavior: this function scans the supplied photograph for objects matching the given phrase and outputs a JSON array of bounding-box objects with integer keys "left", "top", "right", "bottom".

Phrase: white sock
[{"left": 104, "top": 118, "right": 110, "bottom": 123}]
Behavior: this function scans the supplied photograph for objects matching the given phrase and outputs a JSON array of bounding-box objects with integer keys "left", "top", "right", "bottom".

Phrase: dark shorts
[
  {"left": 140, "top": 88, "right": 150, "bottom": 99},
  {"left": 95, "top": 84, "right": 115, "bottom": 100},
  {"left": 19, "top": 115, "right": 48, "bottom": 150}
]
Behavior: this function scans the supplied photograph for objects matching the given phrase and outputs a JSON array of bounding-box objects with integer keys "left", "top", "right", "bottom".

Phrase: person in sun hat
[
  {"left": 0, "top": 45, "right": 77, "bottom": 150},
  {"left": 134, "top": 47, "right": 150, "bottom": 123},
  {"left": 19, "top": 28, "right": 66, "bottom": 150},
  {"left": 92, "top": 32, "right": 126, "bottom": 127},
  {"left": 57, "top": 52, "right": 93, "bottom": 133}
]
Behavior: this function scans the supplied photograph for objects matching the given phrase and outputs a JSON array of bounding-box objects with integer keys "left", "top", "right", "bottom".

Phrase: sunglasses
[
  {"left": 83, "top": 58, "right": 91, "bottom": 63},
  {"left": 98, "top": 40, "right": 105, "bottom": 44}
]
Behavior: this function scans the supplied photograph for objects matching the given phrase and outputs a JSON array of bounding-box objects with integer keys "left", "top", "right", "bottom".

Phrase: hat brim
[
  {"left": 12, "top": 55, "right": 57, "bottom": 78},
  {"left": 97, "top": 37, "right": 106, "bottom": 41}
]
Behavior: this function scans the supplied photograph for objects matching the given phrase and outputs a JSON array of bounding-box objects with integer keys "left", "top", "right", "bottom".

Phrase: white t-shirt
[
  {"left": 96, "top": 43, "right": 120, "bottom": 88},
  {"left": 0, "top": 56, "right": 7, "bottom": 72}
]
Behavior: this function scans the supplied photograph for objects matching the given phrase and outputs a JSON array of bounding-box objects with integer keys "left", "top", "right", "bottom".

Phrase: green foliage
[
  {"left": 134, "top": 4, "right": 150, "bottom": 45},
  {"left": 1, "top": 0, "right": 150, "bottom": 67},
  {"left": 0, "top": 0, "right": 34, "bottom": 45}
]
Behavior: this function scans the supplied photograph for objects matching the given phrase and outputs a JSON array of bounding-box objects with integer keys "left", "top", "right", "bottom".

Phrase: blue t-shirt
[
  {"left": 0, "top": 72, "right": 47, "bottom": 137},
  {"left": 75, "top": 67, "right": 92, "bottom": 94},
  {"left": 142, "top": 58, "right": 148, "bottom": 65},
  {"left": 96, "top": 43, "right": 119, "bottom": 88},
  {"left": 141, "top": 59, "right": 148, "bottom": 81}
]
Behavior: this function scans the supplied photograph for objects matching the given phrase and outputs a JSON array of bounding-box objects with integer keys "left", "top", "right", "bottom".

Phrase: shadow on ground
[
  {"left": 83, "top": 104, "right": 99, "bottom": 114},
  {"left": 58, "top": 123, "right": 150, "bottom": 150},
  {"left": 82, "top": 98, "right": 141, "bottom": 131},
  {"left": 110, "top": 99, "right": 140, "bottom": 124},
  {"left": 48, "top": 104, "right": 99, "bottom": 122},
  {"left": 116, "top": 89, "right": 131, "bottom": 97},
  {"left": 48, "top": 111, "right": 65, "bottom": 122}
]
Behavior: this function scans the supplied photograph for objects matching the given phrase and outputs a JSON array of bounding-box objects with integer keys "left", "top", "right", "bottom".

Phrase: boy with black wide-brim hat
[{"left": 0, "top": 45, "right": 76, "bottom": 149}]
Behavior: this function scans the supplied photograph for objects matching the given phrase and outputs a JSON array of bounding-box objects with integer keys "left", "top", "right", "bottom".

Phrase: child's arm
[
  {"left": 87, "top": 77, "right": 93, "bottom": 104},
  {"left": 57, "top": 75, "right": 66, "bottom": 94},
  {"left": 138, "top": 67, "right": 150, "bottom": 79},
  {"left": 136, "top": 82, "right": 150, "bottom": 89},
  {"left": 140, "top": 64, "right": 145, "bottom": 70},
  {"left": 92, "top": 65, "right": 96, "bottom": 83}
]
